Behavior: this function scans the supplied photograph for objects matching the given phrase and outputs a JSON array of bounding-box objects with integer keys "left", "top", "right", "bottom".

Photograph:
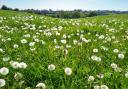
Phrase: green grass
[{"left": 0, "top": 10, "right": 128, "bottom": 89}]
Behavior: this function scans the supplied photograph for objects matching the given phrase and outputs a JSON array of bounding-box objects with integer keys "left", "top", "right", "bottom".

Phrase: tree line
[{"left": 1, "top": 5, "right": 128, "bottom": 19}]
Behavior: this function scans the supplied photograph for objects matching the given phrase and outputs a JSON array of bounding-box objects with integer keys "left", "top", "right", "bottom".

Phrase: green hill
[{"left": 0, "top": 10, "right": 128, "bottom": 89}]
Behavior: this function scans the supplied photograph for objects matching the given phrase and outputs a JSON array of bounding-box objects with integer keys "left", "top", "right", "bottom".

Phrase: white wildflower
[
  {"left": 48, "top": 64, "right": 55, "bottom": 71},
  {"left": 11, "top": 61, "right": 20, "bottom": 69},
  {"left": 91, "top": 55, "right": 101, "bottom": 62},
  {"left": 97, "top": 74, "right": 104, "bottom": 79},
  {"left": 13, "top": 44, "right": 19, "bottom": 48},
  {"left": 61, "top": 39, "right": 67, "bottom": 44},
  {"left": 14, "top": 72, "right": 23, "bottom": 81},
  {"left": 55, "top": 45, "right": 60, "bottom": 49},
  {"left": 73, "top": 40, "right": 78, "bottom": 44},
  {"left": 88, "top": 76, "right": 95, "bottom": 82},
  {"left": 118, "top": 53, "right": 124, "bottom": 59},
  {"left": 64, "top": 67, "right": 72, "bottom": 76},
  {"left": 34, "top": 38, "right": 39, "bottom": 42},
  {"left": 29, "top": 42, "right": 35, "bottom": 47},
  {"left": 3, "top": 56, "right": 10, "bottom": 62},
  {"left": 19, "top": 62, "right": 27, "bottom": 69},
  {"left": 125, "top": 72, "right": 128, "bottom": 78},
  {"left": 21, "top": 39, "right": 27, "bottom": 44},
  {"left": 0, "top": 48, "right": 4, "bottom": 53},
  {"left": 98, "top": 35, "right": 105, "bottom": 39},
  {"left": 113, "top": 49, "right": 119, "bottom": 53},
  {"left": 94, "top": 85, "right": 100, "bottom": 89},
  {"left": 111, "top": 63, "right": 118, "bottom": 69},
  {"left": 36, "top": 83, "right": 46, "bottom": 89},
  {"left": 0, "top": 67, "right": 9, "bottom": 75},
  {"left": 101, "top": 85, "right": 109, "bottom": 89},
  {"left": 93, "top": 49, "right": 98, "bottom": 53},
  {"left": 0, "top": 79, "right": 6, "bottom": 87}
]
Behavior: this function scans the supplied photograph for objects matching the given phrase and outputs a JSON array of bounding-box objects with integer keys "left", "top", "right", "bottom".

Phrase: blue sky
[{"left": 0, "top": 0, "right": 128, "bottom": 11}]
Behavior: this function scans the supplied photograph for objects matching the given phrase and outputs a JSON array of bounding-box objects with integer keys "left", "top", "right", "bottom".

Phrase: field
[{"left": 0, "top": 10, "right": 128, "bottom": 89}]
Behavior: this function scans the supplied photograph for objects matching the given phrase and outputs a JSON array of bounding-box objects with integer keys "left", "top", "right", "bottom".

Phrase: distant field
[{"left": 0, "top": 10, "right": 128, "bottom": 89}]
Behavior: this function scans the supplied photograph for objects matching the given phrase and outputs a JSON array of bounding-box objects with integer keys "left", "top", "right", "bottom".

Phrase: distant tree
[
  {"left": 13, "top": 8, "right": 19, "bottom": 11},
  {"left": 80, "top": 12, "right": 87, "bottom": 18},
  {"left": 26, "top": 9, "right": 34, "bottom": 13},
  {"left": 88, "top": 11, "right": 98, "bottom": 17},
  {"left": 49, "top": 9, "right": 53, "bottom": 12},
  {"left": 1, "top": 5, "right": 8, "bottom": 10},
  {"left": 72, "top": 10, "right": 81, "bottom": 18},
  {"left": 1, "top": 5, "right": 13, "bottom": 10}
]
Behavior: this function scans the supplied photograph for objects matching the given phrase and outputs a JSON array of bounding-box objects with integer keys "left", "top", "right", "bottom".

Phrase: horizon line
[{"left": 0, "top": 5, "right": 128, "bottom": 12}]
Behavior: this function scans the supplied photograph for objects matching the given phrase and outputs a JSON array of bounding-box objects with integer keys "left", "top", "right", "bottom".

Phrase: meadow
[{"left": 0, "top": 10, "right": 128, "bottom": 89}]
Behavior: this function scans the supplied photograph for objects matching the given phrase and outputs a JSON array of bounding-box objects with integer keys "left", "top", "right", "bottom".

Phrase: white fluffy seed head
[
  {"left": 3, "top": 56, "right": 10, "bottom": 62},
  {"left": 98, "top": 35, "right": 105, "bottom": 39},
  {"left": 91, "top": 55, "right": 101, "bottom": 62},
  {"left": 63, "top": 49, "right": 68, "bottom": 55},
  {"left": 11, "top": 61, "right": 20, "bottom": 69},
  {"left": 88, "top": 76, "right": 95, "bottom": 82},
  {"left": 13, "top": 44, "right": 19, "bottom": 48},
  {"left": 34, "top": 38, "right": 39, "bottom": 42},
  {"left": 100, "top": 85, "right": 109, "bottom": 89},
  {"left": 111, "top": 63, "right": 118, "bottom": 69},
  {"left": 118, "top": 53, "right": 125, "bottom": 59},
  {"left": 48, "top": 64, "right": 55, "bottom": 71},
  {"left": 0, "top": 67, "right": 9, "bottom": 75},
  {"left": 97, "top": 74, "right": 104, "bottom": 79},
  {"left": 25, "top": 87, "right": 31, "bottom": 89},
  {"left": 63, "top": 34, "right": 67, "bottom": 38},
  {"left": 0, "top": 79, "right": 6, "bottom": 87},
  {"left": 94, "top": 85, "right": 109, "bottom": 89},
  {"left": 14, "top": 72, "right": 23, "bottom": 81},
  {"left": 93, "top": 49, "right": 98, "bottom": 53},
  {"left": 19, "top": 62, "right": 27, "bottom": 69},
  {"left": 113, "top": 49, "right": 119, "bottom": 53},
  {"left": 125, "top": 72, "right": 128, "bottom": 78},
  {"left": 64, "top": 67, "right": 72, "bottom": 76},
  {"left": 29, "top": 42, "right": 35, "bottom": 46},
  {"left": 36, "top": 83, "right": 46, "bottom": 89},
  {"left": 94, "top": 85, "right": 100, "bottom": 89},
  {"left": 21, "top": 39, "right": 27, "bottom": 44},
  {"left": 61, "top": 39, "right": 67, "bottom": 44},
  {"left": 0, "top": 48, "right": 4, "bottom": 53},
  {"left": 73, "top": 40, "right": 78, "bottom": 44},
  {"left": 30, "top": 48, "right": 36, "bottom": 51}
]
